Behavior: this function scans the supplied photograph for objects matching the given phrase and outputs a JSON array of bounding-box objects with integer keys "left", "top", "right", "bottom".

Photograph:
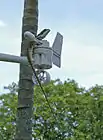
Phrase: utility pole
[{"left": 15, "top": 0, "right": 38, "bottom": 140}]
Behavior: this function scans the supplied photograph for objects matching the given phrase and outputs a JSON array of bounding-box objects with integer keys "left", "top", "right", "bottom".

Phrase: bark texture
[{"left": 15, "top": 0, "right": 38, "bottom": 140}]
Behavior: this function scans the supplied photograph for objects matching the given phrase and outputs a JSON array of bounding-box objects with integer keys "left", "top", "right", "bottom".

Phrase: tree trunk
[{"left": 15, "top": 0, "right": 38, "bottom": 140}]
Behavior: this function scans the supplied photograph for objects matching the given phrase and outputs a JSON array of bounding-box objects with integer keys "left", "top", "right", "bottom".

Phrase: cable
[
  {"left": 27, "top": 43, "right": 64, "bottom": 138},
  {"left": 24, "top": 31, "right": 63, "bottom": 137},
  {"left": 27, "top": 43, "right": 56, "bottom": 121}
]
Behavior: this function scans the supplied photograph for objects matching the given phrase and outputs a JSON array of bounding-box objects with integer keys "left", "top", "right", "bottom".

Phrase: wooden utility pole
[{"left": 15, "top": 0, "right": 38, "bottom": 140}]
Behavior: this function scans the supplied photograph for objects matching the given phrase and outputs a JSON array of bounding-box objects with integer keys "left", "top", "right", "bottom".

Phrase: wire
[
  {"left": 27, "top": 44, "right": 64, "bottom": 138},
  {"left": 27, "top": 44, "right": 56, "bottom": 121}
]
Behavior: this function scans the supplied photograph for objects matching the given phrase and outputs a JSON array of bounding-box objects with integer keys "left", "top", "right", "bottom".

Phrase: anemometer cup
[{"left": 32, "top": 70, "right": 51, "bottom": 85}]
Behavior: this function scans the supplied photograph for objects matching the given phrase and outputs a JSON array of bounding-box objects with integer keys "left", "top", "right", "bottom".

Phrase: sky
[{"left": 0, "top": 0, "right": 103, "bottom": 93}]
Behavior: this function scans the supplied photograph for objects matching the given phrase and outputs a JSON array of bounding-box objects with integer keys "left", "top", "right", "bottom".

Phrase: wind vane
[{"left": 0, "top": 29, "right": 63, "bottom": 85}]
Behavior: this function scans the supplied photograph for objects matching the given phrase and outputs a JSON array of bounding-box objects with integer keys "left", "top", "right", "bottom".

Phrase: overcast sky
[{"left": 0, "top": 0, "right": 103, "bottom": 93}]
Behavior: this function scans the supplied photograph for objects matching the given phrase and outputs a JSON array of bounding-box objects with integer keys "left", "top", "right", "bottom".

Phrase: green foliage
[
  {"left": 0, "top": 79, "right": 103, "bottom": 139},
  {"left": 0, "top": 93, "right": 17, "bottom": 140}
]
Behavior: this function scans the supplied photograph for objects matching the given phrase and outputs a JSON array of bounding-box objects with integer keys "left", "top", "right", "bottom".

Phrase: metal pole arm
[{"left": 0, "top": 53, "right": 28, "bottom": 64}]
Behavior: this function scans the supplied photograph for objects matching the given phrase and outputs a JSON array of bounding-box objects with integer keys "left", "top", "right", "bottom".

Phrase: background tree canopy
[{"left": 0, "top": 79, "right": 103, "bottom": 140}]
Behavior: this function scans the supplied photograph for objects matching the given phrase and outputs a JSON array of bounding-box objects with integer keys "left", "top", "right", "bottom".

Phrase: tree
[
  {"left": 1, "top": 79, "right": 103, "bottom": 139},
  {"left": 15, "top": 0, "right": 38, "bottom": 140},
  {"left": 0, "top": 92, "right": 17, "bottom": 140}
]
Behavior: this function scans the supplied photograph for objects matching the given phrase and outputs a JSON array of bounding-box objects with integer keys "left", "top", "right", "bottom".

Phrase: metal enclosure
[{"left": 33, "top": 40, "right": 53, "bottom": 69}]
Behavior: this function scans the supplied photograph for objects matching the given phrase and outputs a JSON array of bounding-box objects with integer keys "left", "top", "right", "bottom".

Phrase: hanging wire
[{"left": 27, "top": 43, "right": 57, "bottom": 121}]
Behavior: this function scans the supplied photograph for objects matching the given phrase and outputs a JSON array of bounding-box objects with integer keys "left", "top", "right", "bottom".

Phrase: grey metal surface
[
  {"left": 52, "top": 32, "right": 63, "bottom": 67},
  {"left": 0, "top": 53, "right": 28, "bottom": 64}
]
